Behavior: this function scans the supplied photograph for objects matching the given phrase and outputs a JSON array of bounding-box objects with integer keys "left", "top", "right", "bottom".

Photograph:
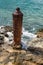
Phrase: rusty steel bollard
[{"left": 13, "top": 8, "right": 23, "bottom": 48}]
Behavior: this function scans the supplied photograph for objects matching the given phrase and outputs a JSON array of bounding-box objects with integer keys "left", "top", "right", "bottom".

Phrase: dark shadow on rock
[{"left": 27, "top": 46, "right": 43, "bottom": 55}]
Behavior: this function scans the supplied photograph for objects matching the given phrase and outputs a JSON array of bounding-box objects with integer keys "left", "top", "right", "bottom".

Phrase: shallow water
[{"left": 0, "top": 0, "right": 43, "bottom": 41}]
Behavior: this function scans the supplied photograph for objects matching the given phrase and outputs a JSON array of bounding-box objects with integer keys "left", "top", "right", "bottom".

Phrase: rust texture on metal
[{"left": 13, "top": 8, "right": 23, "bottom": 45}]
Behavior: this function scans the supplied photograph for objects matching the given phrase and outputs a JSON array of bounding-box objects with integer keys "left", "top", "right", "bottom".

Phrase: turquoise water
[{"left": 0, "top": 0, "right": 43, "bottom": 33}]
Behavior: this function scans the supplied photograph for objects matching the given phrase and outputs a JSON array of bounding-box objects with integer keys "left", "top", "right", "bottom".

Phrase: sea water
[{"left": 0, "top": 0, "right": 43, "bottom": 42}]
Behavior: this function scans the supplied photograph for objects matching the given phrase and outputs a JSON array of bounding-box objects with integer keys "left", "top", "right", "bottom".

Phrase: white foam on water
[
  {"left": 21, "top": 27, "right": 37, "bottom": 50},
  {"left": 0, "top": 26, "right": 5, "bottom": 33},
  {"left": 22, "top": 27, "right": 37, "bottom": 39}
]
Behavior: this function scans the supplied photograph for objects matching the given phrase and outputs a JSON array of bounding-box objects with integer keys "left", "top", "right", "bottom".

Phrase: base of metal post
[{"left": 13, "top": 43, "right": 22, "bottom": 49}]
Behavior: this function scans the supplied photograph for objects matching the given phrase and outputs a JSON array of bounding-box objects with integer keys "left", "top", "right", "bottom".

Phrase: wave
[
  {"left": 22, "top": 27, "right": 37, "bottom": 38},
  {"left": 21, "top": 27, "right": 37, "bottom": 50}
]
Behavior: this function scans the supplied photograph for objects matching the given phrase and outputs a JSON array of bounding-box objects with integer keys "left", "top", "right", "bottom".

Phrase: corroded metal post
[{"left": 13, "top": 8, "right": 23, "bottom": 48}]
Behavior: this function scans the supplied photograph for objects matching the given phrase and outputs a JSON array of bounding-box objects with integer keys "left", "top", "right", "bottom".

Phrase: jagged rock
[
  {"left": 23, "top": 61, "right": 36, "bottom": 65},
  {"left": 6, "top": 62, "right": 13, "bottom": 65},
  {"left": 4, "top": 26, "right": 13, "bottom": 32},
  {"left": 27, "top": 38, "right": 43, "bottom": 49}
]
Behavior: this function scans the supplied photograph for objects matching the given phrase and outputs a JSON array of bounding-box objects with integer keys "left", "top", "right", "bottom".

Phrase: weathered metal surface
[{"left": 13, "top": 8, "right": 23, "bottom": 45}]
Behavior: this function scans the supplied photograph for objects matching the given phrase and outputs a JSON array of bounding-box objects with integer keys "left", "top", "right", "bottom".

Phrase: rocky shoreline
[
  {"left": 0, "top": 26, "right": 43, "bottom": 65},
  {"left": 0, "top": 45, "right": 43, "bottom": 65}
]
